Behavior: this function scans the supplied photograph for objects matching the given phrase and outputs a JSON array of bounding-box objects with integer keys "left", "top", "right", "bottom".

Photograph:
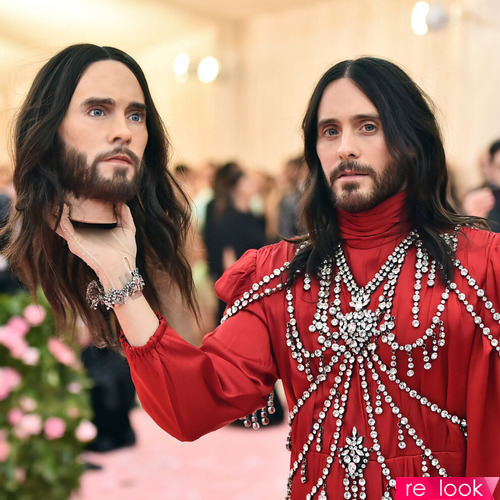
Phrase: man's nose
[
  {"left": 337, "top": 131, "right": 359, "bottom": 161},
  {"left": 108, "top": 115, "right": 132, "bottom": 145}
]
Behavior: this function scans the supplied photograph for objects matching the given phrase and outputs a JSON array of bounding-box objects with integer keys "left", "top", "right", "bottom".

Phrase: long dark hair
[
  {"left": 2, "top": 44, "right": 197, "bottom": 347},
  {"left": 289, "top": 56, "right": 485, "bottom": 282}
]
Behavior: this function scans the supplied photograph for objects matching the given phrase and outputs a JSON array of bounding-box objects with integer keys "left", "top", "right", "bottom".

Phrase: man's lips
[
  {"left": 336, "top": 171, "right": 368, "bottom": 180},
  {"left": 102, "top": 155, "right": 133, "bottom": 166}
]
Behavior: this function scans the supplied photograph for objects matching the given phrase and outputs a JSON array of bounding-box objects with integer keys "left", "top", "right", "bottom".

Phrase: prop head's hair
[{"left": 3, "top": 44, "right": 196, "bottom": 347}]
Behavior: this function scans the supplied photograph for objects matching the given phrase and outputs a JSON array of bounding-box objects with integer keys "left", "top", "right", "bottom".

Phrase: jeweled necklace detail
[{"left": 221, "top": 229, "right": 500, "bottom": 500}]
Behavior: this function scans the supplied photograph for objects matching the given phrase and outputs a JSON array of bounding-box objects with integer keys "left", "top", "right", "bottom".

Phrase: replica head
[
  {"left": 13, "top": 44, "right": 169, "bottom": 223},
  {"left": 58, "top": 58, "right": 149, "bottom": 222},
  {"left": 290, "top": 56, "right": 482, "bottom": 280},
  {"left": 4, "top": 44, "right": 195, "bottom": 345}
]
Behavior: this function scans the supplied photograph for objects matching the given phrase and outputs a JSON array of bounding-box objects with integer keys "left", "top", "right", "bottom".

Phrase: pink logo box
[{"left": 396, "top": 477, "right": 499, "bottom": 500}]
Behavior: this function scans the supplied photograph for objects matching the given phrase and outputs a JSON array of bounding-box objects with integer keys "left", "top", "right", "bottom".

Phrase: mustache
[
  {"left": 92, "top": 146, "right": 142, "bottom": 168},
  {"left": 329, "top": 160, "right": 376, "bottom": 185}
]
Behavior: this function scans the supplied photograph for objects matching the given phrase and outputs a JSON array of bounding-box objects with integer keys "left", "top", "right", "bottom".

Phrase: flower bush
[{"left": 0, "top": 291, "right": 95, "bottom": 500}]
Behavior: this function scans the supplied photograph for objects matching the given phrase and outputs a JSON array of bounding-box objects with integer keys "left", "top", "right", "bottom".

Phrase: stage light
[
  {"left": 412, "top": 1, "right": 430, "bottom": 35},
  {"left": 412, "top": 2, "right": 450, "bottom": 35},
  {"left": 197, "top": 56, "right": 220, "bottom": 83},
  {"left": 173, "top": 53, "right": 190, "bottom": 82}
]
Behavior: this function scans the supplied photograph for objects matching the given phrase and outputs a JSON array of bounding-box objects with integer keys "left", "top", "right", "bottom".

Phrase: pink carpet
[{"left": 71, "top": 407, "right": 290, "bottom": 500}]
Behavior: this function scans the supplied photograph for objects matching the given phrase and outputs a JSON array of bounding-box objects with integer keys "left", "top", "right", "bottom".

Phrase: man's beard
[
  {"left": 58, "top": 142, "right": 145, "bottom": 203},
  {"left": 329, "top": 159, "right": 405, "bottom": 213}
]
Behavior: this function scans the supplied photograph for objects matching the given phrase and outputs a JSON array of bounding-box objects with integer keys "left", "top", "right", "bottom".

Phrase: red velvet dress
[{"left": 122, "top": 192, "right": 500, "bottom": 499}]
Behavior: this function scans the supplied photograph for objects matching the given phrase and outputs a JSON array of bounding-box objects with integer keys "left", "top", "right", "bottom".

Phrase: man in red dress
[{"left": 51, "top": 54, "right": 499, "bottom": 498}]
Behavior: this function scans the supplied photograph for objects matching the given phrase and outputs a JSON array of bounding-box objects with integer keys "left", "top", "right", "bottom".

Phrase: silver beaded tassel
[{"left": 240, "top": 391, "right": 277, "bottom": 429}]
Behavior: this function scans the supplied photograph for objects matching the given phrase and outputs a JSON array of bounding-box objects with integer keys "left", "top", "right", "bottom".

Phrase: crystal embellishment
[
  {"left": 338, "top": 309, "right": 379, "bottom": 355},
  {"left": 339, "top": 428, "right": 370, "bottom": 478}
]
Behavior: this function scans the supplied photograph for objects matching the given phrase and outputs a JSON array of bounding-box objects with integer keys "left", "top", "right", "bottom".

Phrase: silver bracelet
[{"left": 86, "top": 269, "right": 145, "bottom": 310}]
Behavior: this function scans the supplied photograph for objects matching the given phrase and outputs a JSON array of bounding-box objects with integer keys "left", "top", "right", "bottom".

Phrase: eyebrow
[
  {"left": 317, "top": 113, "right": 380, "bottom": 128},
  {"left": 81, "top": 97, "right": 148, "bottom": 112}
]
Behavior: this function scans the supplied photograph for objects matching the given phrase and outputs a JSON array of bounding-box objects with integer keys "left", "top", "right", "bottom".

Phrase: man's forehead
[
  {"left": 318, "top": 78, "right": 378, "bottom": 120},
  {"left": 70, "top": 60, "right": 145, "bottom": 104}
]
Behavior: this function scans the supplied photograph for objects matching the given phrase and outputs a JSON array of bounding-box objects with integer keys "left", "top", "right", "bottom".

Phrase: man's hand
[{"left": 54, "top": 203, "right": 138, "bottom": 290}]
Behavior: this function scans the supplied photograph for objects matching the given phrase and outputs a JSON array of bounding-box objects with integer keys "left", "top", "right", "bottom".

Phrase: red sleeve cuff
[{"left": 119, "top": 312, "right": 165, "bottom": 352}]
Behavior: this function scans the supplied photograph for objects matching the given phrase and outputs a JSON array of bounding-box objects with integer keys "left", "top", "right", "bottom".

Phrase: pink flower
[
  {"left": 6, "top": 317, "right": 30, "bottom": 337},
  {"left": 44, "top": 417, "right": 66, "bottom": 440},
  {"left": 23, "top": 304, "right": 46, "bottom": 326},
  {"left": 0, "top": 440, "right": 10, "bottom": 463},
  {"left": 7, "top": 408, "right": 24, "bottom": 426},
  {"left": 0, "top": 431, "right": 10, "bottom": 463},
  {"left": 0, "top": 431, "right": 9, "bottom": 462},
  {"left": 0, "top": 324, "right": 29, "bottom": 359},
  {"left": 47, "top": 338, "right": 80, "bottom": 369},
  {"left": 19, "top": 396, "right": 37, "bottom": 412},
  {"left": 21, "top": 346, "right": 40, "bottom": 366},
  {"left": 15, "top": 467, "right": 26, "bottom": 483},
  {"left": 67, "top": 406, "right": 80, "bottom": 419},
  {"left": 0, "top": 327, "right": 20, "bottom": 346},
  {"left": 0, "top": 367, "right": 22, "bottom": 401},
  {"left": 13, "top": 413, "right": 42, "bottom": 440},
  {"left": 75, "top": 420, "right": 97, "bottom": 442},
  {"left": 67, "top": 382, "right": 82, "bottom": 394},
  {"left": 8, "top": 337, "right": 30, "bottom": 360}
]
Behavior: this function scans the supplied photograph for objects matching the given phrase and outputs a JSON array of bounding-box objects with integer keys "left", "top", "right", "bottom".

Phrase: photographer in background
[{"left": 462, "top": 139, "right": 500, "bottom": 231}]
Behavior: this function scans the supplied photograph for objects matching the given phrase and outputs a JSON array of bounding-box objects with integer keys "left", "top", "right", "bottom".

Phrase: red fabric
[{"left": 122, "top": 192, "right": 500, "bottom": 499}]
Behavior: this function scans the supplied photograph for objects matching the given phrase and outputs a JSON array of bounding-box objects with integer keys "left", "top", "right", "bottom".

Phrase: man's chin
[
  {"left": 334, "top": 189, "right": 379, "bottom": 213},
  {"left": 98, "top": 167, "right": 134, "bottom": 182}
]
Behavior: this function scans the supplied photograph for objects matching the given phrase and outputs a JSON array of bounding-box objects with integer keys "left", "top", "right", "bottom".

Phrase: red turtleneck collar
[{"left": 336, "top": 191, "right": 412, "bottom": 250}]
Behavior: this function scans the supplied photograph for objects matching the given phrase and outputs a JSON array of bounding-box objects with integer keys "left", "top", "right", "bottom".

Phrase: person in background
[
  {"left": 248, "top": 169, "right": 281, "bottom": 243},
  {"left": 0, "top": 163, "right": 23, "bottom": 294},
  {"left": 173, "top": 163, "right": 218, "bottom": 342},
  {"left": 277, "top": 155, "right": 308, "bottom": 238},
  {"left": 79, "top": 321, "right": 137, "bottom": 454},
  {"left": 203, "top": 162, "right": 267, "bottom": 321},
  {"left": 191, "top": 160, "right": 217, "bottom": 233},
  {"left": 202, "top": 162, "right": 285, "bottom": 424},
  {"left": 462, "top": 139, "right": 500, "bottom": 231}
]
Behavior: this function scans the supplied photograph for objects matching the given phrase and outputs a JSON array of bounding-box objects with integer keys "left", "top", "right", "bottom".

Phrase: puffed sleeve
[
  {"left": 461, "top": 230, "right": 500, "bottom": 482},
  {"left": 121, "top": 247, "right": 279, "bottom": 442}
]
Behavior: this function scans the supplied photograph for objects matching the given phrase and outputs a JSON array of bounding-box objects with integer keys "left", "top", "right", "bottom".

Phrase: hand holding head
[{"left": 55, "top": 202, "right": 138, "bottom": 291}]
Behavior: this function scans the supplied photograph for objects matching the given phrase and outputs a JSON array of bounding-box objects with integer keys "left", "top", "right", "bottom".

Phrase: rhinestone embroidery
[{"left": 221, "top": 230, "right": 500, "bottom": 499}]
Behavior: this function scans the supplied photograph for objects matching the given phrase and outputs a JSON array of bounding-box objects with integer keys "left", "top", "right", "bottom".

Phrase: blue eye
[
  {"left": 129, "top": 112, "right": 145, "bottom": 123},
  {"left": 89, "top": 108, "right": 104, "bottom": 117},
  {"left": 363, "top": 124, "right": 376, "bottom": 132}
]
